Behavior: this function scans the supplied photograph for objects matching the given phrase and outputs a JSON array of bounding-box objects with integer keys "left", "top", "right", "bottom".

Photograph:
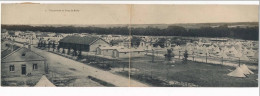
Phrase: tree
[
  {"left": 164, "top": 49, "right": 174, "bottom": 61},
  {"left": 37, "top": 42, "right": 41, "bottom": 48},
  {"left": 183, "top": 50, "right": 188, "bottom": 64},
  {"left": 154, "top": 38, "right": 167, "bottom": 48},
  {"left": 52, "top": 42, "right": 56, "bottom": 51},
  {"left": 67, "top": 48, "right": 71, "bottom": 55},
  {"left": 43, "top": 42, "right": 46, "bottom": 48},
  {"left": 131, "top": 36, "right": 142, "bottom": 47},
  {"left": 48, "top": 41, "right": 51, "bottom": 51}
]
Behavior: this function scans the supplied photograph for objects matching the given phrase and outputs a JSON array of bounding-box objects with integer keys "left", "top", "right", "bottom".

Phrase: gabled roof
[
  {"left": 1, "top": 47, "right": 45, "bottom": 62},
  {"left": 1, "top": 45, "right": 20, "bottom": 58},
  {"left": 59, "top": 35, "right": 108, "bottom": 45}
]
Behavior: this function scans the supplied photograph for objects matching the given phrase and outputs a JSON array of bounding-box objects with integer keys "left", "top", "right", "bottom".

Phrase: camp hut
[
  {"left": 112, "top": 48, "right": 130, "bottom": 58},
  {"left": 131, "top": 48, "right": 146, "bottom": 57},
  {"left": 96, "top": 46, "right": 124, "bottom": 57},
  {"left": 59, "top": 35, "right": 110, "bottom": 54},
  {"left": 112, "top": 47, "right": 145, "bottom": 58}
]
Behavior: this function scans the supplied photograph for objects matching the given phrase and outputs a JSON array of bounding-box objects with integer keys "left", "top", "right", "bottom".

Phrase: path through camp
[{"left": 18, "top": 43, "right": 149, "bottom": 87}]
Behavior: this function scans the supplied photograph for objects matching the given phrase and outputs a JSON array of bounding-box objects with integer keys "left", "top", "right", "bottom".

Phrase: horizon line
[{"left": 1, "top": 21, "right": 259, "bottom": 26}]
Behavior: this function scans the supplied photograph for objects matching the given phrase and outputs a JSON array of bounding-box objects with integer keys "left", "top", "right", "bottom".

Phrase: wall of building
[
  {"left": 90, "top": 39, "right": 109, "bottom": 52},
  {"left": 102, "top": 49, "right": 114, "bottom": 56},
  {"left": 1, "top": 61, "right": 45, "bottom": 77},
  {"left": 119, "top": 52, "right": 130, "bottom": 58},
  {"left": 96, "top": 48, "right": 102, "bottom": 55},
  {"left": 131, "top": 51, "right": 145, "bottom": 57}
]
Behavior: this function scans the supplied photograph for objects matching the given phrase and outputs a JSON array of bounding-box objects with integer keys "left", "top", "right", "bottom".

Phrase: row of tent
[{"left": 170, "top": 44, "right": 257, "bottom": 61}]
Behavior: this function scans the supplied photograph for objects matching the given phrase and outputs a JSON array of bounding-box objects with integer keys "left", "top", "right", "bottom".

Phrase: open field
[
  {"left": 71, "top": 52, "right": 258, "bottom": 87},
  {"left": 129, "top": 56, "right": 258, "bottom": 87}
]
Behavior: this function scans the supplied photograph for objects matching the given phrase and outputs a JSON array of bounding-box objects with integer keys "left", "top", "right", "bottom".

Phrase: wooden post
[
  {"left": 239, "top": 58, "right": 240, "bottom": 67},
  {"left": 192, "top": 52, "right": 194, "bottom": 61},
  {"left": 179, "top": 51, "right": 180, "bottom": 59},
  {"left": 206, "top": 53, "right": 208, "bottom": 63},
  {"left": 222, "top": 57, "right": 224, "bottom": 65},
  {"left": 152, "top": 49, "right": 154, "bottom": 62}
]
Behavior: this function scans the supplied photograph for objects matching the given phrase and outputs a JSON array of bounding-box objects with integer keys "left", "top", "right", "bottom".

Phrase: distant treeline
[{"left": 2, "top": 24, "right": 259, "bottom": 40}]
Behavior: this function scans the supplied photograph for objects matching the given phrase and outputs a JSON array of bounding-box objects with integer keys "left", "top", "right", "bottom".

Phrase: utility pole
[
  {"left": 222, "top": 57, "right": 224, "bottom": 65},
  {"left": 179, "top": 51, "right": 181, "bottom": 59},
  {"left": 239, "top": 58, "right": 240, "bottom": 67},
  {"left": 206, "top": 53, "right": 208, "bottom": 63},
  {"left": 152, "top": 49, "right": 154, "bottom": 62},
  {"left": 192, "top": 51, "right": 194, "bottom": 61}
]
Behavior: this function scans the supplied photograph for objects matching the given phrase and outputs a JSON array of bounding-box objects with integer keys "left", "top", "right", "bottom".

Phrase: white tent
[
  {"left": 174, "top": 45, "right": 181, "bottom": 50},
  {"left": 253, "top": 51, "right": 258, "bottom": 58},
  {"left": 240, "top": 55, "right": 249, "bottom": 61},
  {"left": 213, "top": 46, "right": 220, "bottom": 53},
  {"left": 246, "top": 48, "right": 255, "bottom": 56},
  {"left": 218, "top": 50, "right": 228, "bottom": 58},
  {"left": 35, "top": 75, "right": 56, "bottom": 87},
  {"left": 229, "top": 46, "right": 239, "bottom": 55},
  {"left": 223, "top": 46, "right": 229, "bottom": 54},
  {"left": 219, "top": 42, "right": 225, "bottom": 46},
  {"left": 240, "top": 64, "right": 254, "bottom": 75},
  {"left": 227, "top": 67, "right": 246, "bottom": 77},
  {"left": 242, "top": 48, "right": 248, "bottom": 54},
  {"left": 195, "top": 45, "right": 200, "bottom": 50}
]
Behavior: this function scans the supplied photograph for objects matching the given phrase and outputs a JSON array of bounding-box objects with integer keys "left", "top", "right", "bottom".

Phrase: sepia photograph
[{"left": 1, "top": 3, "right": 259, "bottom": 88}]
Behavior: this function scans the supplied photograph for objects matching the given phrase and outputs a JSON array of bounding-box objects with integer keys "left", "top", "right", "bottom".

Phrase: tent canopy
[
  {"left": 227, "top": 67, "right": 246, "bottom": 78},
  {"left": 35, "top": 75, "right": 56, "bottom": 87}
]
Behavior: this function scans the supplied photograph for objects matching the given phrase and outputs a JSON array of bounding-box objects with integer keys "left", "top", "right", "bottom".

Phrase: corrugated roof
[{"left": 59, "top": 35, "right": 100, "bottom": 45}]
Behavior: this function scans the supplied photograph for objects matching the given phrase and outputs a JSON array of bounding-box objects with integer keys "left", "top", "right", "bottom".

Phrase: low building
[
  {"left": 1, "top": 45, "right": 47, "bottom": 78},
  {"left": 59, "top": 35, "right": 110, "bottom": 53},
  {"left": 112, "top": 48, "right": 145, "bottom": 58},
  {"left": 96, "top": 46, "right": 124, "bottom": 57}
]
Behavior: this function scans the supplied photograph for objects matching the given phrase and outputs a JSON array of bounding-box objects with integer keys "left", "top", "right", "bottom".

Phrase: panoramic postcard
[{"left": 1, "top": 4, "right": 258, "bottom": 87}]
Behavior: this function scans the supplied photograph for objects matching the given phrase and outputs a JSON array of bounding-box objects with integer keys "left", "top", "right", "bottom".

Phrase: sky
[{"left": 1, "top": 4, "right": 258, "bottom": 25}]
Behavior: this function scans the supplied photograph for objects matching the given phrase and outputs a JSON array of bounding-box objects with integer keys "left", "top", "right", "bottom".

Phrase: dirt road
[{"left": 24, "top": 44, "right": 149, "bottom": 87}]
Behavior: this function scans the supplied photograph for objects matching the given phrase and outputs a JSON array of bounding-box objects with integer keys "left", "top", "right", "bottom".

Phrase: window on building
[
  {"left": 33, "top": 64, "right": 38, "bottom": 70},
  {"left": 22, "top": 52, "right": 26, "bottom": 56},
  {"left": 9, "top": 65, "right": 15, "bottom": 72}
]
